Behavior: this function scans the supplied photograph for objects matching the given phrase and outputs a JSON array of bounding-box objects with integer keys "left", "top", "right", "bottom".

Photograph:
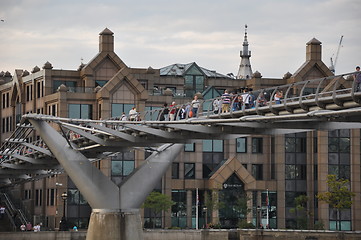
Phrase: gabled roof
[{"left": 160, "top": 62, "right": 231, "bottom": 78}]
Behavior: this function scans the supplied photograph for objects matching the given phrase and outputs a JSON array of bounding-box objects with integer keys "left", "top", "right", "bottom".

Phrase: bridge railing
[{"left": 130, "top": 71, "right": 359, "bottom": 121}]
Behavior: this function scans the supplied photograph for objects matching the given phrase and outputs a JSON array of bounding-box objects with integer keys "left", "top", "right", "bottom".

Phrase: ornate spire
[{"left": 237, "top": 24, "right": 253, "bottom": 79}]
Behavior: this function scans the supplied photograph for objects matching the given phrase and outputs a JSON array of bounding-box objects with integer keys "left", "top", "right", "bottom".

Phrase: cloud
[{"left": 0, "top": 0, "right": 360, "bottom": 77}]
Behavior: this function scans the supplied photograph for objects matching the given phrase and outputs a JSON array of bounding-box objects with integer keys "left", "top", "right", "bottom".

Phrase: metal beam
[
  {"left": 119, "top": 143, "right": 183, "bottom": 209},
  {"left": 166, "top": 124, "right": 223, "bottom": 134},
  {"left": 28, "top": 119, "right": 120, "bottom": 210},
  {"left": 87, "top": 122, "right": 137, "bottom": 142},
  {"left": 21, "top": 143, "right": 53, "bottom": 156},
  {"left": 123, "top": 124, "right": 179, "bottom": 139}
]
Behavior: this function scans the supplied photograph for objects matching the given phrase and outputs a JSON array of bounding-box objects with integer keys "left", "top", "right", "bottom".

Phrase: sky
[{"left": 0, "top": 0, "right": 360, "bottom": 78}]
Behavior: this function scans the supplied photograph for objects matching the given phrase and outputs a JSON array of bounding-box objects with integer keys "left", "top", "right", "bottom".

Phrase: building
[{"left": 0, "top": 28, "right": 360, "bottom": 231}]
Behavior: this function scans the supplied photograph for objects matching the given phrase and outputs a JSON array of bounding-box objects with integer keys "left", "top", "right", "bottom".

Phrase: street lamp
[
  {"left": 256, "top": 206, "right": 261, "bottom": 229},
  {"left": 203, "top": 207, "right": 208, "bottom": 228},
  {"left": 59, "top": 192, "right": 68, "bottom": 231}
]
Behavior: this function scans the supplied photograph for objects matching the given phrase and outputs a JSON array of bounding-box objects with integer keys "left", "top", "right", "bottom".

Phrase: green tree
[
  {"left": 142, "top": 191, "right": 175, "bottom": 228},
  {"left": 289, "top": 194, "right": 312, "bottom": 229},
  {"left": 204, "top": 190, "right": 224, "bottom": 226},
  {"left": 233, "top": 193, "right": 252, "bottom": 228},
  {"left": 317, "top": 174, "right": 355, "bottom": 231}
]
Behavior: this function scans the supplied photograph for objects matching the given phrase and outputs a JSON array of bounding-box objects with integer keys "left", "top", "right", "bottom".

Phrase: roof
[{"left": 160, "top": 62, "right": 231, "bottom": 78}]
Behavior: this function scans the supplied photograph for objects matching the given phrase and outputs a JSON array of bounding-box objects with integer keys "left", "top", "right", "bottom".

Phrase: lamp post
[
  {"left": 256, "top": 206, "right": 261, "bottom": 229},
  {"left": 203, "top": 207, "right": 208, "bottom": 228},
  {"left": 59, "top": 192, "right": 68, "bottom": 231}
]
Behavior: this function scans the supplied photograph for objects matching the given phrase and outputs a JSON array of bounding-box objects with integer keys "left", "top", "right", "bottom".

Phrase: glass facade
[
  {"left": 285, "top": 133, "right": 307, "bottom": 229},
  {"left": 328, "top": 129, "right": 351, "bottom": 230}
]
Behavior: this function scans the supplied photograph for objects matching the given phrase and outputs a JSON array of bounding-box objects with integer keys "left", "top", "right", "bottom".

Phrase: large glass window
[
  {"left": 171, "top": 190, "right": 187, "bottom": 228},
  {"left": 68, "top": 104, "right": 92, "bottom": 119},
  {"left": 184, "top": 66, "right": 205, "bottom": 97},
  {"left": 203, "top": 140, "right": 224, "bottom": 178},
  {"left": 328, "top": 130, "right": 350, "bottom": 180},
  {"left": 219, "top": 173, "right": 246, "bottom": 228},
  {"left": 112, "top": 103, "right": 134, "bottom": 118},
  {"left": 203, "top": 140, "right": 223, "bottom": 152}
]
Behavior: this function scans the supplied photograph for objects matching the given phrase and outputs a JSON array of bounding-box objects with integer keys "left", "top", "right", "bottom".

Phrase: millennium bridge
[{"left": 1, "top": 72, "right": 361, "bottom": 240}]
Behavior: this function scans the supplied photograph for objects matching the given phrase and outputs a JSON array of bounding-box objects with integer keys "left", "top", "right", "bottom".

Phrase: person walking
[
  {"left": 221, "top": 90, "right": 231, "bottom": 113},
  {"left": 354, "top": 66, "right": 361, "bottom": 92},
  {"left": 191, "top": 95, "right": 200, "bottom": 117}
]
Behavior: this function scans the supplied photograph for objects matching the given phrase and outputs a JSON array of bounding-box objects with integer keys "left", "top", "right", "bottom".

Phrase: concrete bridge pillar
[{"left": 87, "top": 209, "right": 143, "bottom": 240}]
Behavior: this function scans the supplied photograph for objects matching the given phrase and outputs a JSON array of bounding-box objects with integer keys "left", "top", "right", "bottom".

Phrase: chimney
[
  {"left": 306, "top": 38, "right": 322, "bottom": 61},
  {"left": 99, "top": 28, "right": 114, "bottom": 53}
]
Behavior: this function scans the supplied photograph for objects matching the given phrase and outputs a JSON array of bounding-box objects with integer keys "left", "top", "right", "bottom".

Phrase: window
[
  {"left": 203, "top": 139, "right": 223, "bottom": 152},
  {"left": 171, "top": 190, "right": 187, "bottom": 228},
  {"left": 48, "top": 104, "right": 57, "bottom": 116},
  {"left": 1, "top": 116, "right": 12, "bottom": 133},
  {"left": 47, "top": 188, "right": 56, "bottom": 206},
  {"left": 139, "top": 80, "right": 148, "bottom": 90},
  {"left": 68, "top": 104, "right": 92, "bottom": 119},
  {"left": 53, "top": 80, "right": 76, "bottom": 92},
  {"left": 26, "top": 84, "right": 33, "bottom": 101},
  {"left": 236, "top": 137, "right": 247, "bottom": 153},
  {"left": 95, "top": 80, "right": 108, "bottom": 87},
  {"left": 203, "top": 139, "right": 224, "bottom": 178},
  {"left": 35, "top": 189, "right": 42, "bottom": 206},
  {"left": 111, "top": 151, "right": 135, "bottom": 185},
  {"left": 2, "top": 92, "right": 10, "bottom": 109},
  {"left": 252, "top": 164, "right": 263, "bottom": 180},
  {"left": 184, "top": 163, "right": 195, "bottom": 179},
  {"left": 285, "top": 133, "right": 307, "bottom": 153},
  {"left": 184, "top": 143, "right": 195, "bottom": 152},
  {"left": 111, "top": 103, "right": 134, "bottom": 118},
  {"left": 172, "top": 163, "right": 179, "bottom": 179},
  {"left": 252, "top": 137, "right": 263, "bottom": 153},
  {"left": 328, "top": 130, "right": 350, "bottom": 180},
  {"left": 36, "top": 80, "right": 44, "bottom": 98},
  {"left": 184, "top": 66, "right": 205, "bottom": 97}
]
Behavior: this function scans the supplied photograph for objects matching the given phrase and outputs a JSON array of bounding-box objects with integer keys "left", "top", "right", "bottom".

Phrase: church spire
[{"left": 237, "top": 24, "right": 253, "bottom": 79}]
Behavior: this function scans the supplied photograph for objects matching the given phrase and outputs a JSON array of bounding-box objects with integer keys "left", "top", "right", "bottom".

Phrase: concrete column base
[{"left": 86, "top": 209, "right": 143, "bottom": 240}]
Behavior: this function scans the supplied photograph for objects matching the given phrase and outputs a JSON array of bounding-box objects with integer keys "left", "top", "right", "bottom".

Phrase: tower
[{"left": 237, "top": 25, "right": 253, "bottom": 79}]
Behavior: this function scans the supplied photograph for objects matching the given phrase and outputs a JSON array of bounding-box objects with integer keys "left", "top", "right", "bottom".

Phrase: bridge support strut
[{"left": 29, "top": 119, "right": 183, "bottom": 240}]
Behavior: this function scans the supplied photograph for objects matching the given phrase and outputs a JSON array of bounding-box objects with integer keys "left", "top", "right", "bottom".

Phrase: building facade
[{"left": 0, "top": 28, "right": 360, "bottom": 231}]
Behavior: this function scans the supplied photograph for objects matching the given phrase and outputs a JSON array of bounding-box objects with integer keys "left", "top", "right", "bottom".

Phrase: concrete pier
[{"left": 86, "top": 209, "right": 143, "bottom": 240}]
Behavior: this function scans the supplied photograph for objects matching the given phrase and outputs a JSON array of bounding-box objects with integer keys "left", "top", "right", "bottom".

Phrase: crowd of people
[{"left": 113, "top": 88, "right": 285, "bottom": 122}]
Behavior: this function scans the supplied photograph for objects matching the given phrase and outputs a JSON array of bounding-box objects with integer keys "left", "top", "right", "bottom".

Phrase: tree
[
  {"left": 289, "top": 194, "right": 312, "bottom": 229},
  {"left": 142, "top": 191, "right": 175, "bottom": 228},
  {"left": 204, "top": 190, "right": 224, "bottom": 227},
  {"left": 234, "top": 193, "right": 252, "bottom": 229},
  {"left": 317, "top": 174, "right": 355, "bottom": 231}
]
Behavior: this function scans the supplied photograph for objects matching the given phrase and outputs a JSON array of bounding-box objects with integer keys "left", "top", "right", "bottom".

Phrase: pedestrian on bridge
[
  {"left": 354, "top": 66, "right": 361, "bottom": 91},
  {"left": 221, "top": 90, "right": 231, "bottom": 113},
  {"left": 191, "top": 95, "right": 200, "bottom": 117}
]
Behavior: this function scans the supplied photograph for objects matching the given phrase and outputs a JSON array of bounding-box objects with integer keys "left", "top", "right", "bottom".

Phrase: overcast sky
[{"left": 0, "top": 0, "right": 360, "bottom": 78}]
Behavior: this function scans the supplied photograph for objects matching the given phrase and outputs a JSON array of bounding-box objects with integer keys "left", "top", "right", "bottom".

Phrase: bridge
[{"left": 1, "top": 72, "right": 361, "bottom": 240}]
